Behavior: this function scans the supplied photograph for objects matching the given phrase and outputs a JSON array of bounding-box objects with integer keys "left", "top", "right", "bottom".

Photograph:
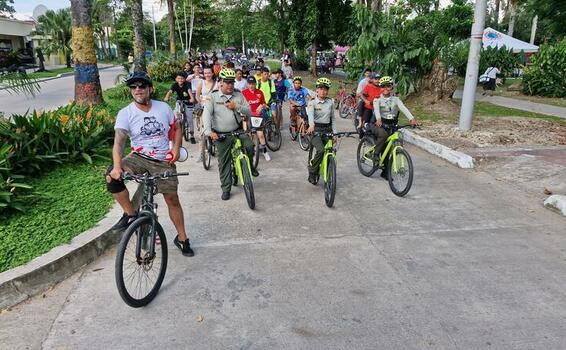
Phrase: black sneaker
[
  {"left": 190, "top": 136, "right": 196, "bottom": 144},
  {"left": 111, "top": 213, "right": 137, "bottom": 231},
  {"left": 174, "top": 235, "right": 194, "bottom": 257},
  {"left": 251, "top": 167, "right": 259, "bottom": 177},
  {"left": 221, "top": 191, "right": 231, "bottom": 200},
  {"left": 308, "top": 173, "right": 318, "bottom": 185}
]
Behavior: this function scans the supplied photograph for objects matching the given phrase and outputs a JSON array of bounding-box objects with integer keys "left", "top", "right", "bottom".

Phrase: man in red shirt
[
  {"left": 242, "top": 76, "right": 271, "bottom": 161},
  {"left": 358, "top": 73, "right": 382, "bottom": 128}
]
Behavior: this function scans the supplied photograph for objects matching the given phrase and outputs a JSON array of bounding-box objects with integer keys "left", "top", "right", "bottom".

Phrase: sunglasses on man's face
[{"left": 129, "top": 83, "right": 148, "bottom": 90}]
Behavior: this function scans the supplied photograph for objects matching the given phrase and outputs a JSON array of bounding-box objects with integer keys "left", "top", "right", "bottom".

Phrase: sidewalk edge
[
  {"left": 401, "top": 130, "right": 475, "bottom": 169},
  {"left": 0, "top": 182, "right": 134, "bottom": 310}
]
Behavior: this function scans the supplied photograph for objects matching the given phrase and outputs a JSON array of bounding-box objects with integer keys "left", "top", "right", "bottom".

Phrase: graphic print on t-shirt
[{"left": 140, "top": 116, "right": 165, "bottom": 137}]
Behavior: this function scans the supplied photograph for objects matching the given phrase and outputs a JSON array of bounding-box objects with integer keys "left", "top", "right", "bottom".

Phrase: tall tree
[
  {"left": 166, "top": 0, "right": 176, "bottom": 56},
  {"left": 33, "top": 9, "right": 73, "bottom": 68},
  {"left": 130, "top": 0, "right": 146, "bottom": 71},
  {"left": 507, "top": 0, "right": 519, "bottom": 36},
  {"left": 70, "top": 0, "right": 103, "bottom": 105}
]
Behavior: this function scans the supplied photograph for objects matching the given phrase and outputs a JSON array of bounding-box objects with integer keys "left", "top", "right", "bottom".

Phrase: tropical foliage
[
  {"left": 33, "top": 9, "right": 73, "bottom": 68},
  {"left": 522, "top": 40, "right": 566, "bottom": 97}
]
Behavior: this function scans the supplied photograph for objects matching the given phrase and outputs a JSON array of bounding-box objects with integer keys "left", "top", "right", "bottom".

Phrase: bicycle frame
[
  {"left": 361, "top": 131, "right": 406, "bottom": 172},
  {"left": 135, "top": 179, "right": 158, "bottom": 262},
  {"left": 231, "top": 136, "right": 253, "bottom": 186},
  {"left": 320, "top": 138, "right": 336, "bottom": 183}
]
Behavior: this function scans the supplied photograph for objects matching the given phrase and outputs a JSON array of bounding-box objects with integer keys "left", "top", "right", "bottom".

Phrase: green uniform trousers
[
  {"left": 216, "top": 133, "right": 254, "bottom": 192},
  {"left": 308, "top": 125, "right": 333, "bottom": 175}
]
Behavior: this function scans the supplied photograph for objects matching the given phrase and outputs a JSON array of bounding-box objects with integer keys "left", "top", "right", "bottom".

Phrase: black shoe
[
  {"left": 173, "top": 235, "right": 194, "bottom": 257},
  {"left": 251, "top": 167, "right": 259, "bottom": 177},
  {"left": 308, "top": 173, "right": 318, "bottom": 185},
  {"left": 111, "top": 212, "right": 137, "bottom": 231},
  {"left": 190, "top": 136, "right": 196, "bottom": 144},
  {"left": 380, "top": 170, "right": 388, "bottom": 180},
  {"left": 221, "top": 191, "right": 231, "bottom": 200}
]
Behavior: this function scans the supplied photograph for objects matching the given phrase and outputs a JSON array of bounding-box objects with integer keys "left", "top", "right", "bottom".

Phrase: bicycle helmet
[
  {"left": 125, "top": 71, "right": 153, "bottom": 86},
  {"left": 316, "top": 77, "right": 331, "bottom": 89},
  {"left": 218, "top": 68, "right": 236, "bottom": 81},
  {"left": 379, "top": 76, "right": 394, "bottom": 86},
  {"left": 293, "top": 76, "right": 302, "bottom": 83}
]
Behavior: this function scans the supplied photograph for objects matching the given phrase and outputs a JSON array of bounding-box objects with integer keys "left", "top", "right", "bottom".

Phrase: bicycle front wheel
[
  {"left": 324, "top": 156, "right": 337, "bottom": 207},
  {"left": 115, "top": 217, "right": 168, "bottom": 308},
  {"left": 387, "top": 147, "right": 414, "bottom": 197},
  {"left": 202, "top": 137, "right": 212, "bottom": 170},
  {"left": 240, "top": 157, "right": 255, "bottom": 209},
  {"left": 298, "top": 129, "right": 310, "bottom": 151},
  {"left": 266, "top": 121, "right": 282, "bottom": 151},
  {"left": 357, "top": 137, "right": 378, "bottom": 177},
  {"left": 183, "top": 116, "right": 191, "bottom": 142}
]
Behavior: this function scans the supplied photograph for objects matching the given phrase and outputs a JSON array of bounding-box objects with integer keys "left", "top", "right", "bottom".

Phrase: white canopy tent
[{"left": 483, "top": 27, "right": 539, "bottom": 53}]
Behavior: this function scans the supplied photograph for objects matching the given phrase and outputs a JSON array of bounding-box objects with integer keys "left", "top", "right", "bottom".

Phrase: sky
[{"left": 13, "top": 0, "right": 169, "bottom": 21}]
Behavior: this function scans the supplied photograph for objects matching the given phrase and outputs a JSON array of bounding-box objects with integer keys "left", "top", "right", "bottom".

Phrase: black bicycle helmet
[{"left": 125, "top": 71, "right": 153, "bottom": 86}]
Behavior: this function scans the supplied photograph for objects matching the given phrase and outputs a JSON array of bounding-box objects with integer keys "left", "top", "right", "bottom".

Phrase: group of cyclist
[{"left": 105, "top": 59, "right": 419, "bottom": 258}]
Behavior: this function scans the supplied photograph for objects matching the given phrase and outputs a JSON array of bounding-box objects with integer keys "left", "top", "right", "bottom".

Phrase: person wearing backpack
[
  {"left": 480, "top": 65, "right": 500, "bottom": 95},
  {"left": 256, "top": 67, "right": 277, "bottom": 122}
]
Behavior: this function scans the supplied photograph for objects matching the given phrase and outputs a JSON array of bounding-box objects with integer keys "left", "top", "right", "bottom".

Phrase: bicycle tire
[
  {"left": 356, "top": 137, "right": 379, "bottom": 177},
  {"left": 266, "top": 121, "right": 282, "bottom": 152},
  {"left": 202, "top": 137, "right": 212, "bottom": 170},
  {"left": 253, "top": 136, "right": 260, "bottom": 169},
  {"left": 115, "top": 217, "right": 168, "bottom": 308},
  {"left": 324, "top": 156, "right": 337, "bottom": 207},
  {"left": 240, "top": 157, "right": 255, "bottom": 209},
  {"left": 298, "top": 131, "right": 310, "bottom": 151},
  {"left": 183, "top": 116, "right": 191, "bottom": 142},
  {"left": 387, "top": 147, "right": 414, "bottom": 197},
  {"left": 340, "top": 96, "right": 355, "bottom": 119}
]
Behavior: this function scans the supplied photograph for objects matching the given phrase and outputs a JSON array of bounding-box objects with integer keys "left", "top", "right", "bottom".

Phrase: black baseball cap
[{"left": 247, "top": 76, "right": 257, "bottom": 84}]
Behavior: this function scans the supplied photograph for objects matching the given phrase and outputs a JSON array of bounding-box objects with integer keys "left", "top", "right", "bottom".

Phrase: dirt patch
[
  {"left": 416, "top": 117, "right": 566, "bottom": 149},
  {"left": 407, "top": 97, "right": 566, "bottom": 149}
]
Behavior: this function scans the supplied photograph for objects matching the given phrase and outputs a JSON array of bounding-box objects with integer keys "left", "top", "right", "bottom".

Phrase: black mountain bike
[{"left": 115, "top": 171, "right": 189, "bottom": 308}]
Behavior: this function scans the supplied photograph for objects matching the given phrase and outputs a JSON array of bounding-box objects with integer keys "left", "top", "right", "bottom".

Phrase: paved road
[
  {"left": 0, "top": 66, "right": 124, "bottom": 116},
  {"left": 1, "top": 111, "right": 565, "bottom": 349},
  {"left": 453, "top": 89, "right": 566, "bottom": 119}
]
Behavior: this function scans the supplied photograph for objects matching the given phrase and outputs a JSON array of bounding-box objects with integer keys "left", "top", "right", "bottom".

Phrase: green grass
[
  {"left": 0, "top": 158, "right": 114, "bottom": 273},
  {"left": 265, "top": 59, "right": 281, "bottom": 72},
  {"left": 473, "top": 101, "right": 566, "bottom": 124},
  {"left": 27, "top": 67, "right": 74, "bottom": 79}
]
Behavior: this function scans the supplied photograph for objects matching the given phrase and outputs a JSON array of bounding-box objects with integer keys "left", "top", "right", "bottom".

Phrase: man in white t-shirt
[
  {"left": 482, "top": 65, "right": 500, "bottom": 95},
  {"left": 106, "top": 72, "right": 194, "bottom": 256}
]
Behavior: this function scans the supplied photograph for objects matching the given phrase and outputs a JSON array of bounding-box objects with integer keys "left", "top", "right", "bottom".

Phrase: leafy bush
[
  {"left": 0, "top": 104, "right": 115, "bottom": 212},
  {"left": 443, "top": 42, "right": 520, "bottom": 78},
  {"left": 293, "top": 51, "right": 310, "bottom": 71},
  {"left": 147, "top": 51, "right": 187, "bottom": 82},
  {"left": 523, "top": 40, "right": 566, "bottom": 97}
]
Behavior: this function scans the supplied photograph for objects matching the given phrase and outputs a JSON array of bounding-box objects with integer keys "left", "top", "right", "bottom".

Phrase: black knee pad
[{"left": 105, "top": 165, "right": 126, "bottom": 193}]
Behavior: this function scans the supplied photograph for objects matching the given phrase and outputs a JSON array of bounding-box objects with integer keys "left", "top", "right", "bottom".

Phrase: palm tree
[
  {"left": 70, "top": 0, "right": 103, "bottom": 105},
  {"left": 166, "top": 0, "right": 176, "bottom": 56},
  {"left": 34, "top": 9, "right": 73, "bottom": 68},
  {"left": 129, "top": 0, "right": 146, "bottom": 72},
  {"left": 91, "top": 0, "right": 112, "bottom": 59}
]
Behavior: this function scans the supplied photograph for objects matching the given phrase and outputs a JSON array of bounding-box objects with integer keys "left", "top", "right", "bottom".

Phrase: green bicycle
[
  {"left": 217, "top": 131, "right": 255, "bottom": 209},
  {"left": 356, "top": 124, "right": 415, "bottom": 197},
  {"left": 308, "top": 131, "right": 356, "bottom": 208}
]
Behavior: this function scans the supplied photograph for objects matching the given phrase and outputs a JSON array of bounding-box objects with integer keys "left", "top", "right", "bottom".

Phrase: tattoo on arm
[{"left": 114, "top": 128, "right": 129, "bottom": 150}]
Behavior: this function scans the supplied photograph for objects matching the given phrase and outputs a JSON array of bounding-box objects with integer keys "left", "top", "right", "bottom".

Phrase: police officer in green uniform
[
  {"left": 203, "top": 68, "right": 258, "bottom": 200},
  {"left": 306, "top": 77, "right": 336, "bottom": 184}
]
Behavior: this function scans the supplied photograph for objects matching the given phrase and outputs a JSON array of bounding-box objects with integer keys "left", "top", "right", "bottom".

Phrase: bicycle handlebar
[
  {"left": 311, "top": 131, "right": 357, "bottom": 138},
  {"left": 216, "top": 130, "right": 248, "bottom": 140},
  {"left": 122, "top": 171, "right": 189, "bottom": 182}
]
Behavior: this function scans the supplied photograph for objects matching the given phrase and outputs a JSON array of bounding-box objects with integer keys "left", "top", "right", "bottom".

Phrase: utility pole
[
  {"left": 530, "top": 15, "right": 538, "bottom": 45},
  {"left": 152, "top": 4, "right": 157, "bottom": 51},
  {"left": 188, "top": 4, "right": 194, "bottom": 53},
  {"left": 184, "top": 0, "right": 188, "bottom": 56},
  {"left": 458, "top": 0, "right": 487, "bottom": 131}
]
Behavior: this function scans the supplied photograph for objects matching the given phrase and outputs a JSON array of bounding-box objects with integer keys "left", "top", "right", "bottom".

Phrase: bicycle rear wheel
[
  {"left": 202, "top": 137, "right": 212, "bottom": 170},
  {"left": 298, "top": 126, "right": 310, "bottom": 151},
  {"left": 115, "top": 217, "right": 168, "bottom": 308},
  {"left": 357, "top": 137, "right": 379, "bottom": 177},
  {"left": 324, "top": 156, "right": 337, "bottom": 207},
  {"left": 252, "top": 135, "right": 260, "bottom": 169},
  {"left": 387, "top": 147, "right": 414, "bottom": 197},
  {"left": 339, "top": 96, "right": 355, "bottom": 119},
  {"left": 266, "top": 120, "right": 282, "bottom": 151},
  {"left": 240, "top": 157, "right": 255, "bottom": 209}
]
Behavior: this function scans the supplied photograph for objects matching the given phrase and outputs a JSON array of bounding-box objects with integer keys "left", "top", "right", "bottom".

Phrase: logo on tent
[{"left": 484, "top": 31, "right": 501, "bottom": 42}]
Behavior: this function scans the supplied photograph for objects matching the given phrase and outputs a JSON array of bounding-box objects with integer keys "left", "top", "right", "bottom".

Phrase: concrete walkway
[
  {"left": 453, "top": 89, "right": 566, "bottom": 119},
  {"left": 1, "top": 107, "right": 565, "bottom": 349}
]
